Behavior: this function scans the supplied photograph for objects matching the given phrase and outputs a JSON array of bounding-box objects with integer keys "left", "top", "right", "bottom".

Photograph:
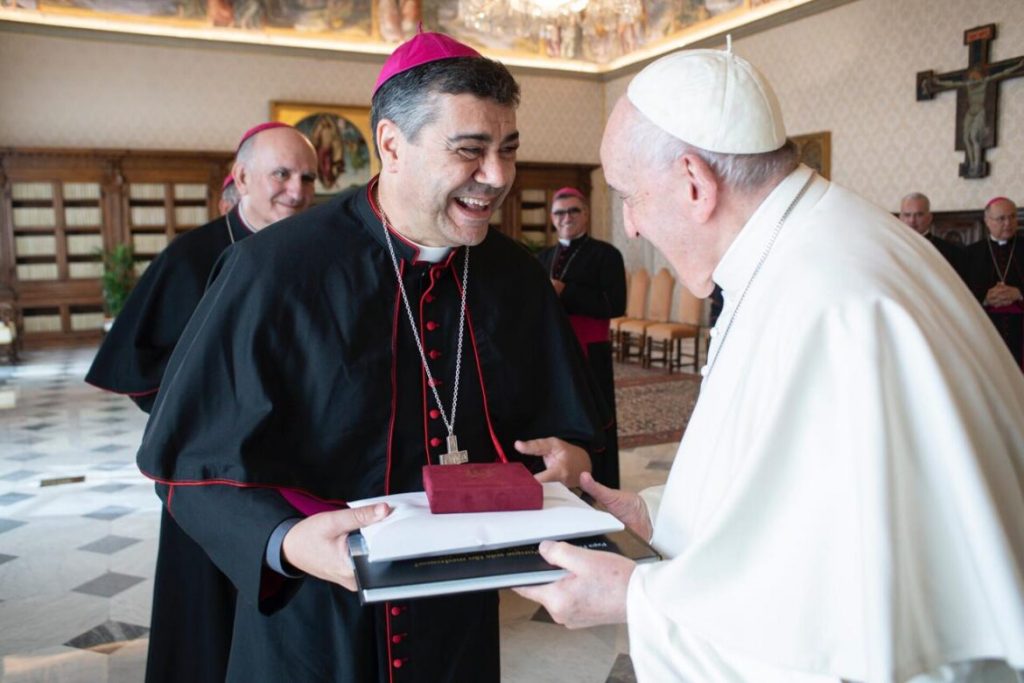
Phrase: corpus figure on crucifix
[
  {"left": 916, "top": 23, "right": 1024, "bottom": 179},
  {"left": 924, "top": 59, "right": 1024, "bottom": 177}
]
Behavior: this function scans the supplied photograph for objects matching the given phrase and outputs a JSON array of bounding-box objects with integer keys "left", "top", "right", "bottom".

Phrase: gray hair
[
  {"left": 371, "top": 56, "right": 520, "bottom": 158},
  {"left": 220, "top": 182, "right": 240, "bottom": 209},
  {"left": 235, "top": 135, "right": 259, "bottom": 166},
  {"left": 625, "top": 104, "right": 799, "bottom": 192},
  {"left": 901, "top": 192, "right": 930, "bottom": 211}
]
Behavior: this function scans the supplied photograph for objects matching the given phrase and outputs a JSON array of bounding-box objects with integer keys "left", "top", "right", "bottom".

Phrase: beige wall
[
  {"left": 604, "top": 0, "right": 1024, "bottom": 280},
  {"left": 0, "top": 27, "right": 605, "bottom": 164}
]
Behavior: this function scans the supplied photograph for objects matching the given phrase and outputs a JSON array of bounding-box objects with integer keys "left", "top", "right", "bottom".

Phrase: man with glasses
[
  {"left": 538, "top": 187, "right": 626, "bottom": 486},
  {"left": 962, "top": 196, "right": 1023, "bottom": 367}
]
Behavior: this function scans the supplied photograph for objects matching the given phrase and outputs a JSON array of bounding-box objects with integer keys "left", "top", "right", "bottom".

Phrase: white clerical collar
[
  {"left": 410, "top": 241, "right": 452, "bottom": 264},
  {"left": 558, "top": 234, "right": 587, "bottom": 247},
  {"left": 990, "top": 236, "right": 1010, "bottom": 246},
  {"left": 712, "top": 164, "right": 817, "bottom": 299},
  {"left": 236, "top": 204, "right": 260, "bottom": 234}
]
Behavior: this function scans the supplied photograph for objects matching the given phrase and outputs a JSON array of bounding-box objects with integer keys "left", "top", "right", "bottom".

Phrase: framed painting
[
  {"left": 271, "top": 101, "right": 379, "bottom": 195},
  {"left": 790, "top": 131, "right": 831, "bottom": 180}
]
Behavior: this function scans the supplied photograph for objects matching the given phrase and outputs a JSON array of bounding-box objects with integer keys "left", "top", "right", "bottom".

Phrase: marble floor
[{"left": 0, "top": 347, "right": 680, "bottom": 683}]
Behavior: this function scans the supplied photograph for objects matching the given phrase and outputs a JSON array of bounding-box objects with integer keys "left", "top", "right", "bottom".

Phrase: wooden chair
[
  {"left": 610, "top": 268, "right": 650, "bottom": 355},
  {"left": 645, "top": 285, "right": 703, "bottom": 373},
  {"left": 618, "top": 268, "right": 674, "bottom": 363}
]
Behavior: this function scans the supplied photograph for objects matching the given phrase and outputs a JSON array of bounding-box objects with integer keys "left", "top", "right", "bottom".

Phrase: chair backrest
[
  {"left": 625, "top": 268, "right": 650, "bottom": 319},
  {"left": 676, "top": 285, "right": 703, "bottom": 325},
  {"left": 647, "top": 268, "right": 675, "bottom": 323}
]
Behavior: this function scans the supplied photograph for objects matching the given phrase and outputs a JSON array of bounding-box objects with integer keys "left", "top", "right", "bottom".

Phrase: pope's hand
[
  {"left": 579, "top": 472, "right": 653, "bottom": 542},
  {"left": 281, "top": 503, "right": 391, "bottom": 590},
  {"left": 515, "top": 437, "right": 591, "bottom": 487},
  {"left": 513, "top": 540, "right": 635, "bottom": 628}
]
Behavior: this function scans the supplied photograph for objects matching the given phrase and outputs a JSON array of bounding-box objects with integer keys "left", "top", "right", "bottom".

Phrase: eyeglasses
[{"left": 552, "top": 207, "right": 583, "bottom": 218}]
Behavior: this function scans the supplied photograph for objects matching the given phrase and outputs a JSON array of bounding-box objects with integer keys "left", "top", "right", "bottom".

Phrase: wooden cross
[{"left": 916, "top": 24, "right": 1024, "bottom": 179}]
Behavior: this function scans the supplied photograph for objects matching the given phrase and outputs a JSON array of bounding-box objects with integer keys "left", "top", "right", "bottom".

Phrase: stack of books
[{"left": 347, "top": 482, "right": 660, "bottom": 603}]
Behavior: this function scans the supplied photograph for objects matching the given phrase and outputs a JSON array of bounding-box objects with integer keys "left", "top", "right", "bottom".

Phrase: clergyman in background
[
  {"left": 86, "top": 122, "right": 318, "bottom": 683},
  {"left": 961, "top": 196, "right": 1024, "bottom": 369},
  {"left": 899, "top": 191, "right": 962, "bottom": 270},
  {"left": 537, "top": 187, "right": 626, "bottom": 487}
]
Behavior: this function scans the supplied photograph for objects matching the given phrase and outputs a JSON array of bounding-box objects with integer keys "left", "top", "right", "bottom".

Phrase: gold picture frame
[
  {"left": 271, "top": 101, "right": 379, "bottom": 195},
  {"left": 790, "top": 131, "right": 831, "bottom": 180}
]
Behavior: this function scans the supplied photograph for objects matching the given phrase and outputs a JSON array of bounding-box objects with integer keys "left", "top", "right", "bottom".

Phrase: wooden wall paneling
[
  {"left": 930, "top": 208, "right": 1024, "bottom": 247},
  {"left": 497, "top": 162, "right": 598, "bottom": 250},
  {"left": 0, "top": 147, "right": 232, "bottom": 348}
]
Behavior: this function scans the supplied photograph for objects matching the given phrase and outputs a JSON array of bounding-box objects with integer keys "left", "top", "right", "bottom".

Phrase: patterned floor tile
[
  {"left": 91, "top": 483, "right": 132, "bottom": 494},
  {"left": 72, "top": 572, "right": 146, "bottom": 599},
  {"left": 22, "top": 422, "right": 56, "bottom": 431},
  {"left": 645, "top": 460, "right": 673, "bottom": 470},
  {"left": 91, "top": 445, "right": 129, "bottom": 454},
  {"left": 530, "top": 606, "right": 556, "bottom": 623},
  {"left": 0, "top": 469, "right": 39, "bottom": 481},
  {"left": 0, "top": 518, "right": 27, "bottom": 534},
  {"left": 64, "top": 619, "right": 149, "bottom": 655},
  {"left": 83, "top": 506, "right": 135, "bottom": 521},
  {"left": 79, "top": 535, "right": 141, "bottom": 555},
  {"left": 0, "top": 492, "right": 35, "bottom": 506},
  {"left": 91, "top": 460, "right": 132, "bottom": 470},
  {"left": 605, "top": 653, "right": 637, "bottom": 683}
]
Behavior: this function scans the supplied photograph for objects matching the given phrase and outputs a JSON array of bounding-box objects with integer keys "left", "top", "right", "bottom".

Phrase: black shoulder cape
[
  {"left": 138, "top": 184, "right": 605, "bottom": 502},
  {"left": 85, "top": 208, "right": 251, "bottom": 410}
]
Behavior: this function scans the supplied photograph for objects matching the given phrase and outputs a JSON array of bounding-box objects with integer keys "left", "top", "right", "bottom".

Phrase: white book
[{"left": 349, "top": 482, "right": 623, "bottom": 563}]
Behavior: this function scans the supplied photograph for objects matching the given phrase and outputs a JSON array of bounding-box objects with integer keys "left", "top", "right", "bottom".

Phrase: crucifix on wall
[{"left": 916, "top": 24, "right": 1024, "bottom": 179}]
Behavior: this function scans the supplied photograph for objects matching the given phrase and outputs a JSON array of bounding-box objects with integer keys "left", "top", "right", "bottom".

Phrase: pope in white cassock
[{"left": 515, "top": 45, "right": 1024, "bottom": 683}]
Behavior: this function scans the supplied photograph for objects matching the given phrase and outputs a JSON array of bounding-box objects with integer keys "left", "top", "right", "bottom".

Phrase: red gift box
[{"left": 422, "top": 462, "right": 543, "bottom": 514}]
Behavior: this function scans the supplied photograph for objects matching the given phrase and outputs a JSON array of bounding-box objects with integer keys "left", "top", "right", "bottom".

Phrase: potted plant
[{"left": 97, "top": 243, "right": 136, "bottom": 329}]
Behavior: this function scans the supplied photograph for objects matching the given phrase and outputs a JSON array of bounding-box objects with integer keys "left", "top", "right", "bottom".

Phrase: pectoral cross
[{"left": 439, "top": 434, "right": 469, "bottom": 465}]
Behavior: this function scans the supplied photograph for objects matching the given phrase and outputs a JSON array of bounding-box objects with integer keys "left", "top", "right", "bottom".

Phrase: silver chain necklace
[
  {"left": 704, "top": 173, "right": 815, "bottom": 379},
  {"left": 379, "top": 207, "right": 471, "bottom": 465},
  {"left": 987, "top": 234, "right": 1017, "bottom": 284},
  {"left": 549, "top": 235, "right": 586, "bottom": 280},
  {"left": 225, "top": 212, "right": 237, "bottom": 245}
]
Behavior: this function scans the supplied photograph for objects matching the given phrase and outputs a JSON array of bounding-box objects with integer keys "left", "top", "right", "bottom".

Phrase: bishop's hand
[
  {"left": 514, "top": 437, "right": 591, "bottom": 488},
  {"left": 281, "top": 503, "right": 391, "bottom": 590},
  {"left": 985, "top": 282, "right": 1023, "bottom": 307}
]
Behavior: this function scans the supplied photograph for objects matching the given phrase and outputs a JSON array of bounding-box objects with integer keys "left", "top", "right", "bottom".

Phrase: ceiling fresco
[{"left": 0, "top": 0, "right": 839, "bottom": 73}]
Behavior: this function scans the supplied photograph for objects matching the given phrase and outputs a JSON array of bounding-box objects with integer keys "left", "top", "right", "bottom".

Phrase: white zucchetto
[{"left": 627, "top": 47, "right": 787, "bottom": 154}]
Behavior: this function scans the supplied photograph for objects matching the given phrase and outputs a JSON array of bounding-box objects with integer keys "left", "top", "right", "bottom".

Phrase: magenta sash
[{"left": 569, "top": 315, "right": 611, "bottom": 359}]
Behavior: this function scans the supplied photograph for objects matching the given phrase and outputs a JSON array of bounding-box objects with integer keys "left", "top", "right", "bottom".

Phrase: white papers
[{"left": 349, "top": 482, "right": 624, "bottom": 562}]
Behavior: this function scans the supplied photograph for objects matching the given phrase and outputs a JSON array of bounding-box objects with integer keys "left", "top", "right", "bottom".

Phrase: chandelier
[{"left": 457, "top": 0, "right": 646, "bottom": 62}]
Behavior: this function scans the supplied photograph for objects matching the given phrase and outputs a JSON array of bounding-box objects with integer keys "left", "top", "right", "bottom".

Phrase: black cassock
[
  {"left": 925, "top": 233, "right": 964, "bottom": 273},
  {"left": 86, "top": 210, "right": 252, "bottom": 683},
  {"left": 537, "top": 235, "right": 626, "bottom": 487},
  {"left": 961, "top": 235, "right": 1024, "bottom": 367},
  {"left": 137, "top": 183, "right": 604, "bottom": 682}
]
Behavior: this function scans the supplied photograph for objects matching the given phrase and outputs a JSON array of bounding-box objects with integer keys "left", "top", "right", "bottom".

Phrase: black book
[{"left": 347, "top": 527, "right": 661, "bottom": 604}]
